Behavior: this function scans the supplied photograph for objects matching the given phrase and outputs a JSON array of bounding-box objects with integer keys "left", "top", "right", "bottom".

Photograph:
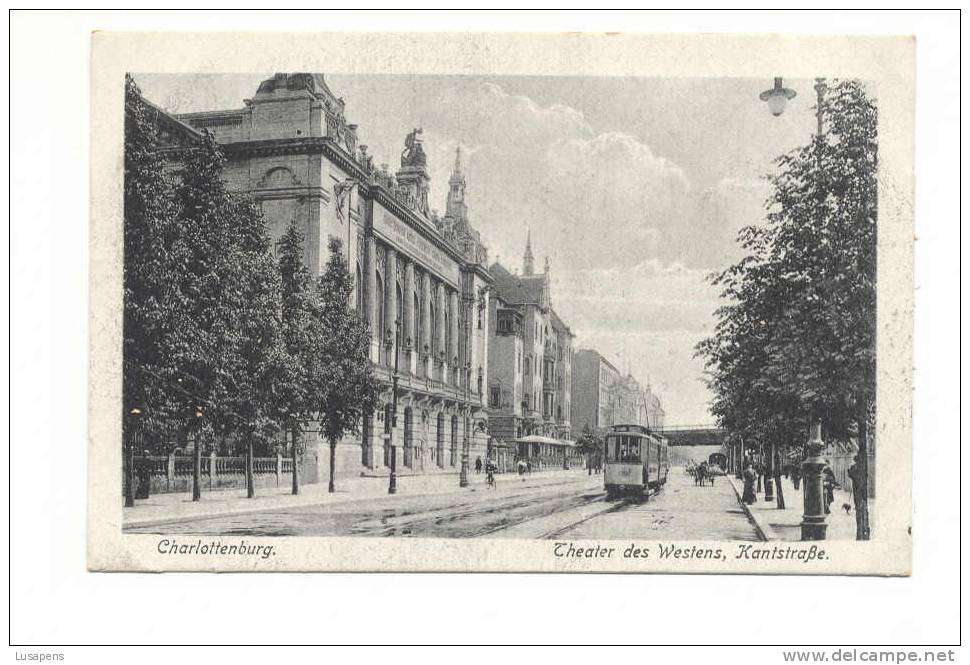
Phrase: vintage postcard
[{"left": 88, "top": 31, "right": 914, "bottom": 573}]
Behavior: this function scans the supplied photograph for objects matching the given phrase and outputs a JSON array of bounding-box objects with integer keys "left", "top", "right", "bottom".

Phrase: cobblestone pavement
[
  {"left": 549, "top": 468, "right": 761, "bottom": 541},
  {"left": 127, "top": 466, "right": 761, "bottom": 540}
]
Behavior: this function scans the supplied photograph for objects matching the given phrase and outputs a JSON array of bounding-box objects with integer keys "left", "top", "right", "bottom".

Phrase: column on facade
[
  {"left": 421, "top": 275, "right": 432, "bottom": 377},
  {"left": 384, "top": 247, "right": 397, "bottom": 364},
  {"left": 435, "top": 281, "right": 447, "bottom": 380},
  {"left": 403, "top": 260, "right": 416, "bottom": 375},
  {"left": 449, "top": 289, "right": 460, "bottom": 384},
  {"left": 365, "top": 235, "right": 378, "bottom": 362}
]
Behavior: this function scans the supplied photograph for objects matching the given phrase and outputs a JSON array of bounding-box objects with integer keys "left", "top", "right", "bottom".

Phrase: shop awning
[{"left": 513, "top": 435, "right": 575, "bottom": 447}]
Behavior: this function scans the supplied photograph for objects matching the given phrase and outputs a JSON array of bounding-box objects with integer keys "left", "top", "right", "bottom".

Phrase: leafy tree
[
  {"left": 170, "top": 132, "right": 286, "bottom": 497},
  {"left": 575, "top": 423, "right": 602, "bottom": 474},
  {"left": 275, "top": 221, "right": 318, "bottom": 494},
  {"left": 123, "top": 75, "right": 182, "bottom": 441},
  {"left": 124, "top": 77, "right": 285, "bottom": 498},
  {"left": 312, "top": 237, "right": 380, "bottom": 493},
  {"left": 698, "top": 80, "right": 877, "bottom": 539}
]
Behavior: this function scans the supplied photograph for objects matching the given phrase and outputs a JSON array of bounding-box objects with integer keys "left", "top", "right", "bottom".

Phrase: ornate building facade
[
  {"left": 487, "top": 236, "right": 575, "bottom": 443},
  {"left": 175, "top": 73, "right": 492, "bottom": 480}
]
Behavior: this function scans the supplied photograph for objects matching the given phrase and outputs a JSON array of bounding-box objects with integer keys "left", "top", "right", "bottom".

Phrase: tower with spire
[
  {"left": 523, "top": 229, "right": 535, "bottom": 276},
  {"left": 445, "top": 145, "right": 468, "bottom": 225}
]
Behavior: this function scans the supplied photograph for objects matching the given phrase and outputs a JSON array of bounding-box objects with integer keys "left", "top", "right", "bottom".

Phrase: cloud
[{"left": 136, "top": 74, "right": 774, "bottom": 425}]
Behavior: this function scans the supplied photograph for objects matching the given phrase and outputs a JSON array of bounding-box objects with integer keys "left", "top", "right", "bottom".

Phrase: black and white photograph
[
  {"left": 112, "top": 64, "right": 893, "bottom": 552},
  {"left": 12, "top": 9, "right": 962, "bottom": 650}
]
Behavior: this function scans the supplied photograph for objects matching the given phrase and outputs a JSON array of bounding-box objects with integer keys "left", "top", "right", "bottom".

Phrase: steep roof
[
  {"left": 550, "top": 309, "right": 573, "bottom": 337},
  {"left": 489, "top": 262, "right": 547, "bottom": 306}
]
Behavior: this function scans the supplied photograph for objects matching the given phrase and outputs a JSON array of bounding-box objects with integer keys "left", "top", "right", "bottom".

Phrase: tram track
[
  {"left": 346, "top": 478, "right": 604, "bottom": 538},
  {"left": 481, "top": 486, "right": 664, "bottom": 539}
]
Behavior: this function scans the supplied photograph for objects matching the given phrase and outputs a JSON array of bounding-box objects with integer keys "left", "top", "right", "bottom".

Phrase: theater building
[{"left": 175, "top": 72, "right": 493, "bottom": 481}]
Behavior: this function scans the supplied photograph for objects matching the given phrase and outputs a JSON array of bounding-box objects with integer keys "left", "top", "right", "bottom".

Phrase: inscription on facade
[{"left": 374, "top": 205, "right": 460, "bottom": 287}]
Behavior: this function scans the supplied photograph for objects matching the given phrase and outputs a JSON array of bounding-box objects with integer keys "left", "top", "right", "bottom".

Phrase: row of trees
[
  {"left": 696, "top": 80, "right": 877, "bottom": 540},
  {"left": 123, "top": 75, "right": 378, "bottom": 498}
]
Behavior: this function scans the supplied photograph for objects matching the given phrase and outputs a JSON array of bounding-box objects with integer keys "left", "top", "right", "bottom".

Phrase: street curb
[
  {"left": 726, "top": 476, "right": 780, "bottom": 542},
  {"left": 122, "top": 471, "right": 593, "bottom": 530}
]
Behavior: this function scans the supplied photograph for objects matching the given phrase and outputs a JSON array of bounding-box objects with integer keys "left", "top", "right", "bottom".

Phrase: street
[{"left": 127, "top": 466, "right": 761, "bottom": 541}]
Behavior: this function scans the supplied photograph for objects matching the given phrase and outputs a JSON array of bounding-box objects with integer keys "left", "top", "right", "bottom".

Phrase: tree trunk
[
  {"left": 192, "top": 438, "right": 201, "bottom": 501},
  {"left": 851, "top": 408, "right": 871, "bottom": 540},
  {"left": 124, "top": 437, "right": 135, "bottom": 507},
  {"left": 773, "top": 443, "right": 785, "bottom": 509},
  {"left": 246, "top": 436, "right": 255, "bottom": 498},
  {"left": 328, "top": 440, "right": 336, "bottom": 493},
  {"left": 291, "top": 427, "right": 300, "bottom": 496}
]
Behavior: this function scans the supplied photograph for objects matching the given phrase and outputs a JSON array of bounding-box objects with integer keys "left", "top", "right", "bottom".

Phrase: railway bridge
[
  {"left": 657, "top": 425, "right": 729, "bottom": 468},
  {"left": 657, "top": 425, "right": 727, "bottom": 446}
]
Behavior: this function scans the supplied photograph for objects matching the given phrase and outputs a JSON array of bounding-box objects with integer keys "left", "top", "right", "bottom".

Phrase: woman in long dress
[{"left": 742, "top": 463, "right": 758, "bottom": 505}]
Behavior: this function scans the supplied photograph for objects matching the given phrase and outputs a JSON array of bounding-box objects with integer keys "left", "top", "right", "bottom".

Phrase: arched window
[
  {"left": 404, "top": 407, "right": 414, "bottom": 468},
  {"left": 375, "top": 273, "right": 385, "bottom": 344},
  {"left": 449, "top": 415, "right": 458, "bottom": 467},
  {"left": 429, "top": 302, "right": 437, "bottom": 356},
  {"left": 382, "top": 403, "right": 393, "bottom": 468},
  {"left": 361, "top": 411, "right": 372, "bottom": 467},
  {"left": 396, "top": 283, "right": 404, "bottom": 333},
  {"left": 437, "top": 413, "right": 446, "bottom": 468},
  {"left": 413, "top": 292, "right": 420, "bottom": 348},
  {"left": 444, "top": 310, "right": 451, "bottom": 361}
]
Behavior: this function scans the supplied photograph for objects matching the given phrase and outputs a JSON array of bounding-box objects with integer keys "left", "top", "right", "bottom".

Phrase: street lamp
[
  {"left": 759, "top": 77, "right": 797, "bottom": 117},
  {"left": 800, "top": 421, "right": 828, "bottom": 540},
  {"left": 459, "top": 363, "right": 471, "bottom": 488},
  {"left": 192, "top": 405, "right": 203, "bottom": 502},
  {"left": 388, "top": 318, "right": 401, "bottom": 495},
  {"left": 124, "top": 406, "right": 142, "bottom": 507},
  {"left": 757, "top": 76, "right": 830, "bottom": 537}
]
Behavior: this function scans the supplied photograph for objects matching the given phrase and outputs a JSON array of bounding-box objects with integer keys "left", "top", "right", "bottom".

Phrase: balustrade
[{"left": 131, "top": 452, "right": 300, "bottom": 495}]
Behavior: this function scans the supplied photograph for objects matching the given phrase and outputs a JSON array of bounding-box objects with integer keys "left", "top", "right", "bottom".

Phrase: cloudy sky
[{"left": 135, "top": 73, "right": 821, "bottom": 425}]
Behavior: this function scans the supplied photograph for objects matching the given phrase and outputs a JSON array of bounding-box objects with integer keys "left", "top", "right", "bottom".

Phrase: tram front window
[{"left": 608, "top": 436, "right": 641, "bottom": 462}]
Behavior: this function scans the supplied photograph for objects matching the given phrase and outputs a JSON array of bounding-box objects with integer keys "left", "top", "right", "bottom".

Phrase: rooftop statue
[{"left": 401, "top": 128, "right": 427, "bottom": 168}]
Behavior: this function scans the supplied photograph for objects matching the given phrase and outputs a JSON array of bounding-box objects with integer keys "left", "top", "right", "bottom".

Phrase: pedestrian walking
[
  {"left": 485, "top": 460, "right": 497, "bottom": 489},
  {"left": 790, "top": 461, "right": 802, "bottom": 490},
  {"left": 822, "top": 462, "right": 838, "bottom": 514},
  {"left": 742, "top": 463, "right": 757, "bottom": 505},
  {"left": 475, "top": 456, "right": 482, "bottom": 474},
  {"left": 135, "top": 450, "right": 152, "bottom": 499}
]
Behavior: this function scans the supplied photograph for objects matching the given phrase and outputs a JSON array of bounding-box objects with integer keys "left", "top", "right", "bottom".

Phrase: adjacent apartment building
[
  {"left": 486, "top": 234, "right": 575, "bottom": 442},
  {"left": 571, "top": 349, "right": 665, "bottom": 435}
]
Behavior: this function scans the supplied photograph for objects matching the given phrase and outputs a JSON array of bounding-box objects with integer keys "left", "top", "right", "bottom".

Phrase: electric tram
[{"left": 603, "top": 424, "right": 670, "bottom": 500}]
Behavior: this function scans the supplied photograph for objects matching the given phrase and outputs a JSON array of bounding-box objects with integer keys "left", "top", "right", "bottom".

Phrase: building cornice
[{"left": 221, "top": 136, "right": 369, "bottom": 181}]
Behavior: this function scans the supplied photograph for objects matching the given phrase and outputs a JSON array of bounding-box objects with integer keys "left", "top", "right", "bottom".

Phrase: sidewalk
[
  {"left": 122, "top": 468, "right": 593, "bottom": 529},
  {"left": 727, "top": 474, "right": 870, "bottom": 541}
]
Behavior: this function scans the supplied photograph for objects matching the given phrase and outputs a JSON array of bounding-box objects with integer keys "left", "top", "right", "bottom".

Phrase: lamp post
[
  {"left": 388, "top": 318, "right": 400, "bottom": 495},
  {"left": 734, "top": 436, "right": 744, "bottom": 480},
  {"left": 192, "top": 405, "right": 203, "bottom": 502},
  {"left": 759, "top": 77, "right": 797, "bottom": 117},
  {"left": 761, "top": 76, "right": 829, "bottom": 539},
  {"left": 459, "top": 364, "right": 470, "bottom": 488},
  {"left": 124, "top": 407, "right": 142, "bottom": 507},
  {"left": 764, "top": 441, "right": 775, "bottom": 502},
  {"left": 291, "top": 414, "right": 302, "bottom": 496},
  {"left": 800, "top": 420, "right": 828, "bottom": 540}
]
